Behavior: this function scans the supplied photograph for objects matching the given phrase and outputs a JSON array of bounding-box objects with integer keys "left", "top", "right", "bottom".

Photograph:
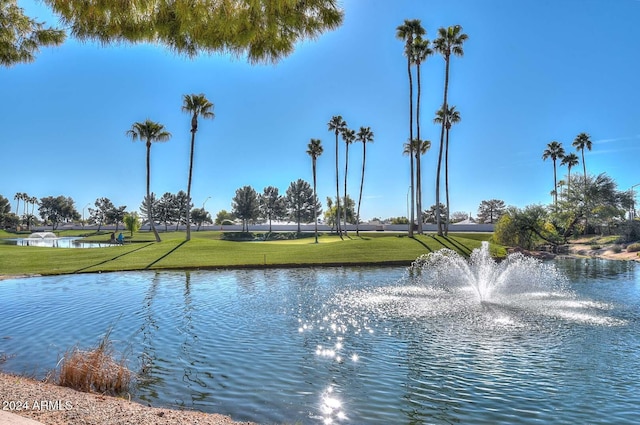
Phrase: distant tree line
[
  {"left": 0, "top": 193, "right": 80, "bottom": 231},
  {"left": 229, "top": 180, "right": 321, "bottom": 233},
  {"left": 491, "top": 135, "right": 639, "bottom": 250}
]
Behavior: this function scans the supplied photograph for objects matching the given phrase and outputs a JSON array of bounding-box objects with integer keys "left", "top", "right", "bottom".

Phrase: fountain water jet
[
  {"left": 410, "top": 241, "right": 568, "bottom": 303},
  {"left": 27, "top": 232, "right": 58, "bottom": 239},
  {"left": 330, "top": 241, "right": 622, "bottom": 333}
]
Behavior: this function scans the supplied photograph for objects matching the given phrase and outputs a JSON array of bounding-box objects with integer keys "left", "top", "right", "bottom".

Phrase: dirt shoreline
[
  {"left": 0, "top": 372, "right": 255, "bottom": 425},
  {"left": 508, "top": 240, "right": 640, "bottom": 263},
  {"left": 0, "top": 274, "right": 40, "bottom": 281},
  {"left": 565, "top": 243, "right": 640, "bottom": 262}
]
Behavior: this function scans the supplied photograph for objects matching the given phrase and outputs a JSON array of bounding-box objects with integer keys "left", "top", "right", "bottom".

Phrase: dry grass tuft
[{"left": 56, "top": 329, "right": 132, "bottom": 395}]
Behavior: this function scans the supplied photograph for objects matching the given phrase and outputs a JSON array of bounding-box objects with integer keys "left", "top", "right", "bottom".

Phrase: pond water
[
  {"left": 0, "top": 258, "right": 639, "bottom": 424},
  {"left": 1, "top": 237, "right": 113, "bottom": 248}
]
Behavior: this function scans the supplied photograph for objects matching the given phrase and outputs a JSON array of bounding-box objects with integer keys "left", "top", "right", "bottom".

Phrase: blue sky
[{"left": 2, "top": 0, "right": 640, "bottom": 221}]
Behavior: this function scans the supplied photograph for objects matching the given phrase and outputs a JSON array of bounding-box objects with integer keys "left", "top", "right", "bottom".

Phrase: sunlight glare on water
[{"left": 1, "top": 255, "right": 639, "bottom": 424}]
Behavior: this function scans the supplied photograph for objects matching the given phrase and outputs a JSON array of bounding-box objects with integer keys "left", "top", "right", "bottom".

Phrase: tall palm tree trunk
[
  {"left": 146, "top": 141, "right": 161, "bottom": 242},
  {"left": 343, "top": 142, "right": 349, "bottom": 236},
  {"left": 408, "top": 56, "right": 415, "bottom": 237},
  {"left": 335, "top": 132, "right": 343, "bottom": 239},
  {"left": 444, "top": 126, "right": 451, "bottom": 235},
  {"left": 581, "top": 149, "right": 588, "bottom": 235},
  {"left": 186, "top": 130, "right": 196, "bottom": 241},
  {"left": 356, "top": 142, "right": 367, "bottom": 236},
  {"left": 416, "top": 60, "right": 423, "bottom": 234},
  {"left": 553, "top": 159, "right": 558, "bottom": 206},
  {"left": 436, "top": 56, "right": 450, "bottom": 236},
  {"left": 313, "top": 160, "right": 319, "bottom": 244}
]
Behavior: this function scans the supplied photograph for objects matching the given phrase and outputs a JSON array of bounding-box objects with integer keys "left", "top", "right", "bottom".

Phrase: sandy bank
[{"left": 0, "top": 373, "right": 255, "bottom": 425}]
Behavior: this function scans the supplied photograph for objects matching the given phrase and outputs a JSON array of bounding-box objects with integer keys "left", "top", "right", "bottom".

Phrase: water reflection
[
  {"left": 179, "top": 271, "right": 213, "bottom": 406},
  {"left": 0, "top": 263, "right": 639, "bottom": 424},
  {"left": 137, "top": 272, "right": 162, "bottom": 401},
  {"left": 557, "top": 257, "right": 636, "bottom": 281},
  {"left": 2, "top": 237, "right": 112, "bottom": 248},
  {"left": 319, "top": 386, "right": 346, "bottom": 424}
]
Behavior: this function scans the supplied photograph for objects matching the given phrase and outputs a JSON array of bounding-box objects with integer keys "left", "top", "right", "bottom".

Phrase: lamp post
[
  {"left": 406, "top": 186, "right": 411, "bottom": 224},
  {"left": 202, "top": 196, "right": 211, "bottom": 209}
]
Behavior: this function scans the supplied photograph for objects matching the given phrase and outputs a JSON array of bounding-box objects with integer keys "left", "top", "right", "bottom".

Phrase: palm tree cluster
[
  {"left": 126, "top": 93, "right": 214, "bottom": 242},
  {"left": 12, "top": 192, "right": 39, "bottom": 229},
  {"left": 323, "top": 117, "right": 374, "bottom": 240},
  {"left": 397, "top": 19, "right": 467, "bottom": 237},
  {"left": 542, "top": 132, "right": 592, "bottom": 207}
]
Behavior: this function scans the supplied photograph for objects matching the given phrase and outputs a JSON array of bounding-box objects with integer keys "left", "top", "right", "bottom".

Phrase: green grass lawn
[{"left": 0, "top": 231, "right": 506, "bottom": 276}]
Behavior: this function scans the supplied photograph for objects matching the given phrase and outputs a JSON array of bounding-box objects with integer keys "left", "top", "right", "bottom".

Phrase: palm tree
[
  {"left": 25, "top": 195, "right": 38, "bottom": 230},
  {"left": 433, "top": 25, "right": 468, "bottom": 236},
  {"left": 572, "top": 132, "right": 592, "bottom": 234},
  {"left": 542, "top": 141, "right": 566, "bottom": 207},
  {"left": 560, "top": 152, "right": 579, "bottom": 196},
  {"left": 572, "top": 132, "right": 592, "bottom": 183},
  {"left": 13, "top": 193, "right": 22, "bottom": 215},
  {"left": 126, "top": 119, "right": 171, "bottom": 242},
  {"left": 556, "top": 179, "right": 566, "bottom": 201},
  {"left": 181, "top": 93, "right": 214, "bottom": 241},
  {"left": 20, "top": 192, "right": 29, "bottom": 217},
  {"left": 342, "top": 128, "right": 356, "bottom": 235},
  {"left": 356, "top": 126, "right": 374, "bottom": 236},
  {"left": 29, "top": 196, "right": 38, "bottom": 216},
  {"left": 396, "top": 19, "right": 425, "bottom": 237},
  {"left": 434, "top": 105, "right": 461, "bottom": 235},
  {"left": 306, "top": 138, "right": 324, "bottom": 243},
  {"left": 411, "top": 36, "right": 432, "bottom": 233},
  {"left": 403, "top": 138, "right": 431, "bottom": 230},
  {"left": 327, "top": 115, "right": 347, "bottom": 239}
]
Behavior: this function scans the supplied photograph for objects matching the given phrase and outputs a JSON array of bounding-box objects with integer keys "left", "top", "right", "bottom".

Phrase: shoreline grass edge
[{"left": 0, "top": 231, "right": 505, "bottom": 278}]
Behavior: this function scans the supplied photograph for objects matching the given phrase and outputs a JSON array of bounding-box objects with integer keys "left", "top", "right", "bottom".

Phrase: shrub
[
  {"left": 221, "top": 231, "right": 317, "bottom": 241},
  {"left": 627, "top": 243, "right": 640, "bottom": 253},
  {"left": 57, "top": 329, "right": 132, "bottom": 395},
  {"left": 619, "top": 221, "right": 640, "bottom": 243},
  {"left": 123, "top": 213, "right": 141, "bottom": 238},
  {"left": 610, "top": 245, "right": 622, "bottom": 254},
  {"left": 590, "top": 245, "right": 602, "bottom": 250},
  {"left": 221, "top": 232, "right": 256, "bottom": 241}
]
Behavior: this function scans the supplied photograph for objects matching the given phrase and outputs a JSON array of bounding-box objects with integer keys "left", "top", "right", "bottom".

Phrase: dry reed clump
[{"left": 56, "top": 330, "right": 132, "bottom": 395}]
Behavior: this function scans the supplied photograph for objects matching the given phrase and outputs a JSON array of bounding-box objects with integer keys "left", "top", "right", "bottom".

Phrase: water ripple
[{"left": 1, "top": 262, "right": 639, "bottom": 424}]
